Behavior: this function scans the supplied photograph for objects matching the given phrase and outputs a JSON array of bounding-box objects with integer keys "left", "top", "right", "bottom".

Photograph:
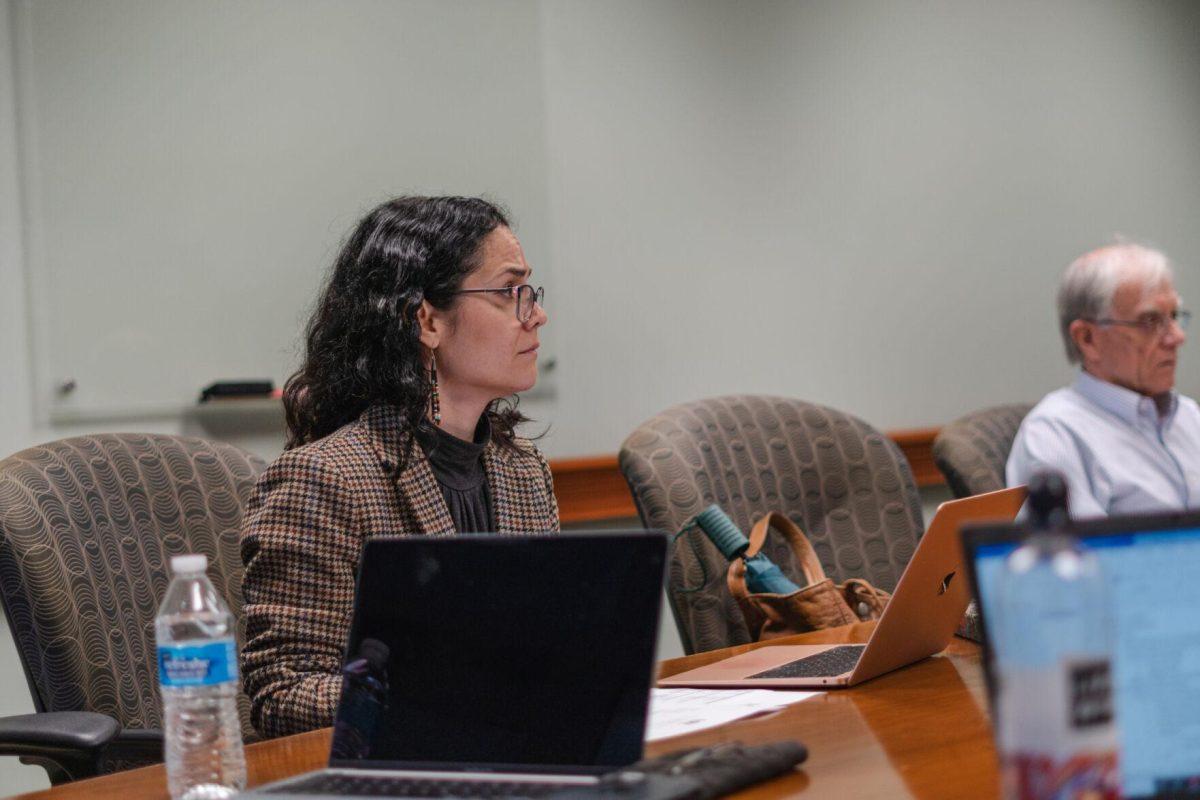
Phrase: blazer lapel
[
  {"left": 484, "top": 443, "right": 555, "bottom": 534},
  {"left": 396, "top": 454, "right": 456, "bottom": 536},
  {"left": 482, "top": 444, "right": 516, "bottom": 533},
  {"left": 363, "top": 404, "right": 455, "bottom": 535}
]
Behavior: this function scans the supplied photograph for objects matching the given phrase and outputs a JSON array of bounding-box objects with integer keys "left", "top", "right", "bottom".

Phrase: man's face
[{"left": 1084, "top": 278, "right": 1186, "bottom": 397}]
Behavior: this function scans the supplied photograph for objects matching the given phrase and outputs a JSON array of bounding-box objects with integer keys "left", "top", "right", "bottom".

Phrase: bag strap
[
  {"left": 726, "top": 553, "right": 772, "bottom": 637},
  {"left": 842, "top": 577, "right": 889, "bottom": 610},
  {"left": 747, "top": 512, "right": 828, "bottom": 586}
]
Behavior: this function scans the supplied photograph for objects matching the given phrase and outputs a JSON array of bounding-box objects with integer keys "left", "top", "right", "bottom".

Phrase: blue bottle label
[{"left": 158, "top": 640, "right": 238, "bottom": 687}]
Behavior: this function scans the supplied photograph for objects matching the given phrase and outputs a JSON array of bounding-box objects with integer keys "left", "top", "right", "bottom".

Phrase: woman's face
[{"left": 423, "top": 226, "right": 547, "bottom": 405}]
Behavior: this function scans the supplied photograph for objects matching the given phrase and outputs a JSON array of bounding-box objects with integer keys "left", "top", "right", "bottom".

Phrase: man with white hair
[{"left": 1007, "top": 243, "right": 1199, "bottom": 518}]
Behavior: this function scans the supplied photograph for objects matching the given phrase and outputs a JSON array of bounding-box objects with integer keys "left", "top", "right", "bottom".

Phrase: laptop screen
[
  {"left": 329, "top": 532, "right": 666, "bottom": 774},
  {"left": 966, "top": 516, "right": 1200, "bottom": 800}
]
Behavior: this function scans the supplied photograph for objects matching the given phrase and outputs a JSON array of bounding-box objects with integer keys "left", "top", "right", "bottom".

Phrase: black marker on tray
[{"left": 198, "top": 380, "right": 276, "bottom": 402}]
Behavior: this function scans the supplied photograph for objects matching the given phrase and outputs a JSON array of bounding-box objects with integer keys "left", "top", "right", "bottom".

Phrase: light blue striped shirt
[{"left": 1007, "top": 370, "right": 1200, "bottom": 519}]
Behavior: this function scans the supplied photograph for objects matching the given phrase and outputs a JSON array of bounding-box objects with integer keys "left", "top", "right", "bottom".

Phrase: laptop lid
[
  {"left": 328, "top": 532, "right": 667, "bottom": 776},
  {"left": 847, "top": 485, "right": 1026, "bottom": 683},
  {"left": 963, "top": 510, "right": 1200, "bottom": 800}
]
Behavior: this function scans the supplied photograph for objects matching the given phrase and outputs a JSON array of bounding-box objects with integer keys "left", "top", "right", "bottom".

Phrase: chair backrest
[
  {"left": 932, "top": 403, "right": 1034, "bottom": 498},
  {"left": 0, "top": 433, "right": 266, "bottom": 740},
  {"left": 619, "top": 395, "right": 924, "bottom": 654}
]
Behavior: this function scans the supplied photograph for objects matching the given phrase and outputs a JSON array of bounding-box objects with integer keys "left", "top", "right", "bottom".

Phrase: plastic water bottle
[
  {"left": 156, "top": 554, "right": 247, "bottom": 800},
  {"left": 993, "top": 472, "right": 1119, "bottom": 800}
]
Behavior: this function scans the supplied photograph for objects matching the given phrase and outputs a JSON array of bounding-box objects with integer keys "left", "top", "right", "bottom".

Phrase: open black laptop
[
  {"left": 242, "top": 532, "right": 667, "bottom": 799},
  {"left": 962, "top": 511, "right": 1200, "bottom": 800}
]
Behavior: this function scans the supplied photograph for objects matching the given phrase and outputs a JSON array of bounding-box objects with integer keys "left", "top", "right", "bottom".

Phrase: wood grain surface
[{"left": 10, "top": 624, "right": 997, "bottom": 800}]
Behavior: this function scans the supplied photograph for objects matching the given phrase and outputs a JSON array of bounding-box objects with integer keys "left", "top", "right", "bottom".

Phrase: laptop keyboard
[
  {"left": 267, "top": 773, "right": 576, "bottom": 798},
  {"left": 749, "top": 645, "right": 865, "bottom": 679}
]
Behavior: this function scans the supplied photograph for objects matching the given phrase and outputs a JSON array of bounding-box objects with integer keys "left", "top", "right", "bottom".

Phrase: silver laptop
[
  {"left": 659, "top": 487, "right": 1026, "bottom": 688},
  {"left": 241, "top": 532, "right": 667, "bottom": 799}
]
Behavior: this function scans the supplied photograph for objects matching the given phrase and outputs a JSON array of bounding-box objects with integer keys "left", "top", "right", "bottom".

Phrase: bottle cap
[
  {"left": 170, "top": 554, "right": 208, "bottom": 574},
  {"left": 1027, "top": 470, "right": 1070, "bottom": 530}
]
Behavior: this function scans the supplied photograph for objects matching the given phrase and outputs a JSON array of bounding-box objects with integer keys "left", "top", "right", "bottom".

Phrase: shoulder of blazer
[
  {"left": 484, "top": 434, "right": 547, "bottom": 472},
  {"left": 355, "top": 403, "right": 425, "bottom": 477},
  {"left": 272, "top": 408, "right": 407, "bottom": 487}
]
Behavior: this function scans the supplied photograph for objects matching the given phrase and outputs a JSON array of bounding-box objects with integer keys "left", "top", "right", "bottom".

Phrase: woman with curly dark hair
[{"left": 239, "top": 196, "right": 556, "bottom": 737}]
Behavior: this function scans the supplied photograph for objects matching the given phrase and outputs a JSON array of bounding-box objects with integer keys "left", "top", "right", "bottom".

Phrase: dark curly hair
[{"left": 283, "top": 196, "right": 529, "bottom": 452}]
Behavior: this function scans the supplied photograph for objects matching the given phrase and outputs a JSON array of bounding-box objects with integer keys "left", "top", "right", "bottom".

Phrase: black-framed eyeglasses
[
  {"left": 453, "top": 284, "right": 545, "bottom": 322},
  {"left": 1088, "top": 308, "right": 1191, "bottom": 337}
]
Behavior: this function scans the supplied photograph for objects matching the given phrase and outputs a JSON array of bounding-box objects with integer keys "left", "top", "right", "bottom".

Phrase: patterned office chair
[
  {"left": 0, "top": 433, "right": 265, "bottom": 783},
  {"left": 619, "top": 395, "right": 924, "bottom": 655},
  {"left": 933, "top": 403, "right": 1034, "bottom": 498}
]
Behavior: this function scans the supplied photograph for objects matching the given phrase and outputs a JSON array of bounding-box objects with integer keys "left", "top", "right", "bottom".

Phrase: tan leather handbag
[{"left": 727, "top": 512, "right": 891, "bottom": 641}]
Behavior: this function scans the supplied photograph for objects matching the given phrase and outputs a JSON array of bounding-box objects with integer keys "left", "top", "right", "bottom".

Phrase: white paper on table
[{"left": 644, "top": 687, "right": 818, "bottom": 742}]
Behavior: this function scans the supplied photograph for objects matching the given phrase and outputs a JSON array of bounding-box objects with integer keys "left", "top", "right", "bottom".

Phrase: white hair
[{"left": 1057, "top": 242, "right": 1174, "bottom": 364}]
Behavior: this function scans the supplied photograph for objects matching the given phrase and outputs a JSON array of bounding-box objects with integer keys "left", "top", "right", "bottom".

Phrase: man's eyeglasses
[
  {"left": 1088, "top": 309, "right": 1191, "bottom": 337},
  {"left": 453, "top": 284, "right": 545, "bottom": 322}
]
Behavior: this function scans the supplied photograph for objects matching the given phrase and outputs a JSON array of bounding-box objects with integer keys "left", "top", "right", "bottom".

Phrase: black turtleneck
[{"left": 414, "top": 415, "right": 495, "bottom": 533}]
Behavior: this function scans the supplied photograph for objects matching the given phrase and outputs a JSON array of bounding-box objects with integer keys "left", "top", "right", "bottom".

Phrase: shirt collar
[
  {"left": 1073, "top": 369, "right": 1179, "bottom": 428},
  {"left": 414, "top": 415, "right": 491, "bottom": 489}
]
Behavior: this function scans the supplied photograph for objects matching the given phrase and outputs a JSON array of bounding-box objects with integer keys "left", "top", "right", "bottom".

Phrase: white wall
[{"left": 537, "top": 0, "right": 1200, "bottom": 455}]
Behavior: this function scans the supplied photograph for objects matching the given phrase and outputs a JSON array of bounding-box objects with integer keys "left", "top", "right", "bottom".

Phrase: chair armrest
[
  {"left": 0, "top": 712, "right": 121, "bottom": 783},
  {"left": 107, "top": 726, "right": 165, "bottom": 763},
  {"left": 0, "top": 711, "right": 120, "bottom": 755}
]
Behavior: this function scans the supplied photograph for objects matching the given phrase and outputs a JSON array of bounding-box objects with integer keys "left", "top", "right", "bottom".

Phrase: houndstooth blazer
[{"left": 239, "top": 404, "right": 559, "bottom": 738}]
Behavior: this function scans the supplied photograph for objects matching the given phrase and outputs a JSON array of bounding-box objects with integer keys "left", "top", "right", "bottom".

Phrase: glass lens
[
  {"left": 517, "top": 285, "right": 543, "bottom": 322},
  {"left": 516, "top": 285, "right": 531, "bottom": 321},
  {"left": 1176, "top": 310, "right": 1192, "bottom": 331}
]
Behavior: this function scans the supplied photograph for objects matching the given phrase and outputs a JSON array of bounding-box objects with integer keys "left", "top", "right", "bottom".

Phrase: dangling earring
[{"left": 429, "top": 355, "right": 442, "bottom": 426}]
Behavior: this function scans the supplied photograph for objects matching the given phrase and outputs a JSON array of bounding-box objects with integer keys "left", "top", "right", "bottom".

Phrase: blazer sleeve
[{"left": 239, "top": 448, "right": 363, "bottom": 738}]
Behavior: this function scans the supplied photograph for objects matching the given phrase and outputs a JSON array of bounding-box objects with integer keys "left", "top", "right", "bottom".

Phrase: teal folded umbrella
[{"left": 692, "top": 505, "right": 800, "bottom": 595}]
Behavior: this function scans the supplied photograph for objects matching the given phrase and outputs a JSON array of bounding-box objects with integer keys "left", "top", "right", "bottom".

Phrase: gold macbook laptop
[{"left": 658, "top": 486, "right": 1025, "bottom": 689}]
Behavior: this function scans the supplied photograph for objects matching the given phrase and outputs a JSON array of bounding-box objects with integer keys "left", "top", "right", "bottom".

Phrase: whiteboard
[{"left": 17, "top": 0, "right": 552, "bottom": 421}]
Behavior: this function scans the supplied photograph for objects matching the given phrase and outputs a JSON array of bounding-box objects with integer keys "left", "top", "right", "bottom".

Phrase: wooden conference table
[{"left": 12, "top": 623, "right": 999, "bottom": 800}]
